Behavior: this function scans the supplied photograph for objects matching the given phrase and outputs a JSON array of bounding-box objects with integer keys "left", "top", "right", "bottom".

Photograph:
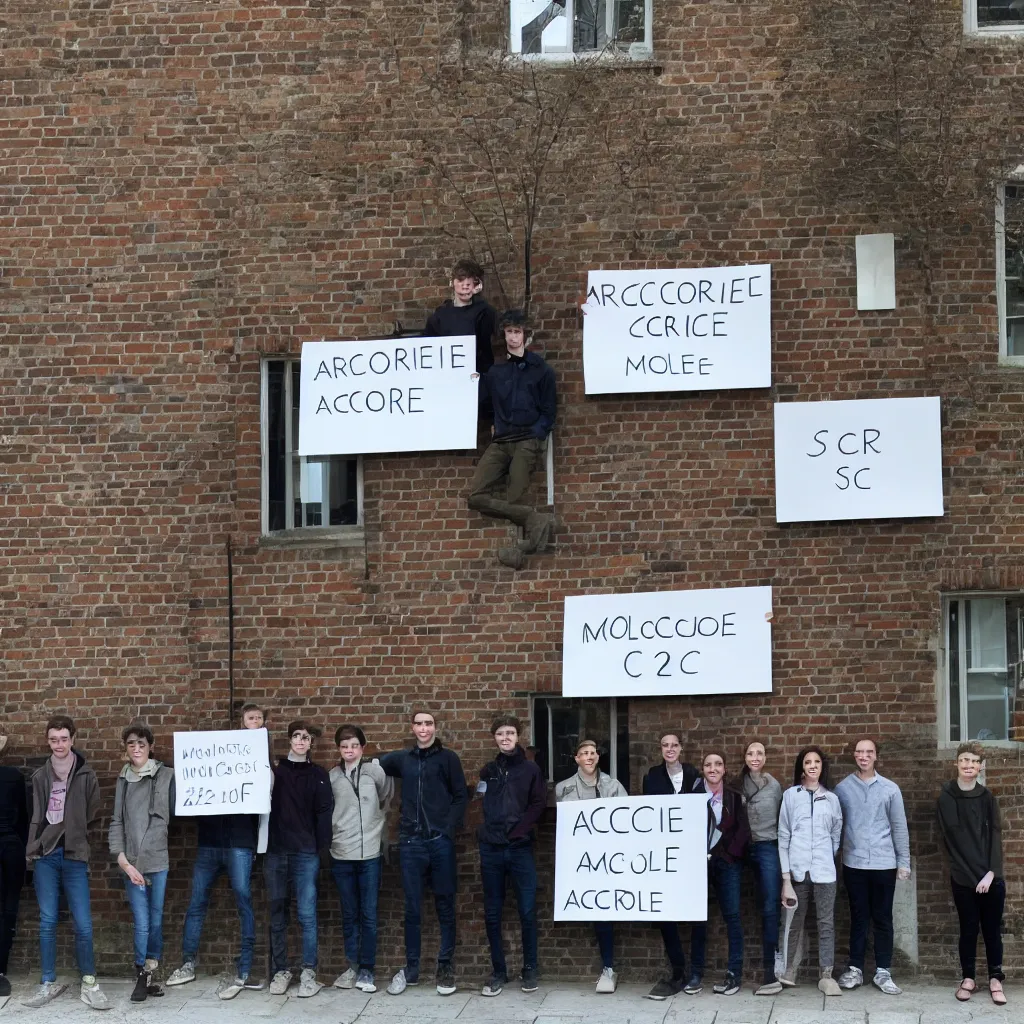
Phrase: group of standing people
[{"left": 0, "top": 713, "right": 1009, "bottom": 1009}]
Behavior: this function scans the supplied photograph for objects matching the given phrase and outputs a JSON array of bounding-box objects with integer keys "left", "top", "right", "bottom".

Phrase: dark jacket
[
  {"left": 693, "top": 778, "right": 750, "bottom": 864},
  {"left": 108, "top": 763, "right": 176, "bottom": 874},
  {"left": 196, "top": 812, "right": 259, "bottom": 851},
  {"left": 27, "top": 750, "right": 101, "bottom": 863},
  {"left": 480, "top": 351, "right": 556, "bottom": 441},
  {"left": 0, "top": 766, "right": 29, "bottom": 847},
  {"left": 380, "top": 740, "right": 468, "bottom": 840},
  {"left": 268, "top": 758, "right": 334, "bottom": 854},
  {"left": 937, "top": 779, "right": 1003, "bottom": 886},
  {"left": 478, "top": 746, "right": 546, "bottom": 846},
  {"left": 424, "top": 295, "right": 496, "bottom": 375},
  {"left": 642, "top": 761, "right": 701, "bottom": 797}
]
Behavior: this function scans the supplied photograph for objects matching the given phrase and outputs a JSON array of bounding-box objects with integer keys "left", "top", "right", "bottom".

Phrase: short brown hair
[
  {"left": 451, "top": 258, "right": 484, "bottom": 283},
  {"left": 240, "top": 703, "right": 265, "bottom": 720},
  {"left": 956, "top": 741, "right": 985, "bottom": 761},
  {"left": 45, "top": 715, "right": 76, "bottom": 739},
  {"left": 410, "top": 710, "right": 436, "bottom": 725},
  {"left": 287, "top": 719, "right": 321, "bottom": 739},
  {"left": 335, "top": 724, "right": 366, "bottom": 747},
  {"left": 122, "top": 721, "right": 154, "bottom": 746},
  {"left": 852, "top": 737, "right": 879, "bottom": 756},
  {"left": 490, "top": 715, "right": 523, "bottom": 737},
  {"left": 574, "top": 738, "right": 599, "bottom": 756}
]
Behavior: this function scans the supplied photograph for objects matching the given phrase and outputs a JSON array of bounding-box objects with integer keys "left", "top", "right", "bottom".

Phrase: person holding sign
[
  {"left": 554, "top": 739, "right": 626, "bottom": 993},
  {"left": 937, "top": 743, "right": 1007, "bottom": 1006},
  {"left": 778, "top": 746, "right": 843, "bottom": 996},
  {"left": 468, "top": 309, "right": 557, "bottom": 570},
  {"left": 265, "top": 721, "right": 334, "bottom": 998},
  {"left": 329, "top": 724, "right": 393, "bottom": 995},
  {"left": 740, "top": 740, "right": 784, "bottom": 996},
  {"left": 22, "top": 715, "right": 110, "bottom": 1011},
  {"left": 423, "top": 258, "right": 497, "bottom": 378},
  {"left": 380, "top": 711, "right": 468, "bottom": 998},
  {"left": 835, "top": 738, "right": 911, "bottom": 996},
  {"left": 108, "top": 721, "right": 175, "bottom": 1003},
  {"left": 477, "top": 715, "right": 546, "bottom": 998}
]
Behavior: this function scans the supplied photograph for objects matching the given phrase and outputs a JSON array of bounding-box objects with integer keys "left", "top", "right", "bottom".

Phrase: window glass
[
  {"left": 510, "top": 0, "right": 649, "bottom": 56},
  {"left": 533, "top": 696, "right": 629, "bottom": 787},
  {"left": 1004, "top": 184, "right": 1024, "bottom": 357},
  {"left": 977, "top": 0, "right": 1024, "bottom": 26}
]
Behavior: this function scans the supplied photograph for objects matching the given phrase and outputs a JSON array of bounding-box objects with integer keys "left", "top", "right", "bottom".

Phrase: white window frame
[
  {"left": 997, "top": 173, "right": 1024, "bottom": 364},
  {"left": 509, "top": 0, "right": 654, "bottom": 62},
  {"left": 964, "top": 0, "right": 1024, "bottom": 37},
  {"left": 260, "top": 357, "right": 364, "bottom": 536}
]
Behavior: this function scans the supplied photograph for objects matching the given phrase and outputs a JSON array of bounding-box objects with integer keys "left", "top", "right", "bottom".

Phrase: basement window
[
  {"left": 964, "top": 1, "right": 1024, "bottom": 35},
  {"left": 510, "top": 0, "right": 653, "bottom": 59}
]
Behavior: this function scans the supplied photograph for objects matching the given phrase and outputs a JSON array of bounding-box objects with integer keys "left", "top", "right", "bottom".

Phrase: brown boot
[{"left": 520, "top": 512, "right": 553, "bottom": 554}]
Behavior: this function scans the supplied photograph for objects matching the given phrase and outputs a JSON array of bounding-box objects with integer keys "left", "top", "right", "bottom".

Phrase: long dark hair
[
  {"left": 741, "top": 738, "right": 768, "bottom": 777},
  {"left": 792, "top": 745, "right": 830, "bottom": 788}
]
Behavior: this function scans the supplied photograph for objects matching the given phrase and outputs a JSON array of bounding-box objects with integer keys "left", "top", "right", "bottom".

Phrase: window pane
[
  {"left": 948, "top": 600, "right": 961, "bottom": 742},
  {"left": 534, "top": 696, "right": 628, "bottom": 787},
  {"left": 612, "top": 0, "right": 645, "bottom": 43},
  {"left": 266, "top": 361, "right": 287, "bottom": 533},
  {"left": 514, "top": 0, "right": 570, "bottom": 54},
  {"left": 967, "top": 598, "right": 1006, "bottom": 670},
  {"left": 977, "top": 1, "right": 1024, "bottom": 25},
  {"left": 1005, "top": 184, "right": 1024, "bottom": 355},
  {"left": 574, "top": 0, "right": 607, "bottom": 51}
]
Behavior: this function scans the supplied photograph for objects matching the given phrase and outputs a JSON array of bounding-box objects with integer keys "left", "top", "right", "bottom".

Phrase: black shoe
[
  {"left": 131, "top": 968, "right": 150, "bottom": 1003},
  {"left": 647, "top": 974, "right": 685, "bottom": 1000},
  {"left": 0, "top": 975, "right": 11, "bottom": 998},
  {"left": 713, "top": 971, "right": 739, "bottom": 995},
  {"left": 436, "top": 963, "right": 456, "bottom": 996},
  {"left": 684, "top": 972, "right": 704, "bottom": 994},
  {"left": 520, "top": 967, "right": 539, "bottom": 993}
]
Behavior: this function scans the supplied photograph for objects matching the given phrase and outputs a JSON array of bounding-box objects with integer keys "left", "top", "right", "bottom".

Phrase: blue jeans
[
  {"left": 181, "top": 846, "right": 255, "bottom": 979},
  {"left": 123, "top": 870, "right": 168, "bottom": 966},
  {"left": 330, "top": 857, "right": 382, "bottom": 970},
  {"left": 691, "top": 857, "right": 743, "bottom": 978},
  {"left": 264, "top": 851, "right": 320, "bottom": 972},
  {"left": 748, "top": 841, "right": 782, "bottom": 979},
  {"left": 32, "top": 847, "right": 96, "bottom": 982},
  {"left": 479, "top": 841, "right": 538, "bottom": 976},
  {"left": 399, "top": 834, "right": 457, "bottom": 972}
]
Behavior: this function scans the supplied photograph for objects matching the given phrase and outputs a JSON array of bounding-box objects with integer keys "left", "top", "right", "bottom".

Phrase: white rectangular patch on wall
[
  {"left": 555, "top": 796, "right": 708, "bottom": 921},
  {"left": 173, "top": 728, "right": 272, "bottom": 816},
  {"left": 774, "top": 396, "right": 944, "bottom": 523},
  {"left": 856, "top": 233, "right": 897, "bottom": 310},
  {"left": 298, "top": 337, "right": 479, "bottom": 455},
  {"left": 562, "top": 586, "right": 773, "bottom": 697},
  {"left": 582, "top": 264, "right": 771, "bottom": 394}
]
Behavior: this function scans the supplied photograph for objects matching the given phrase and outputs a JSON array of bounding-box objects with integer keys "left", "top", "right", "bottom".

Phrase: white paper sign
[
  {"left": 298, "top": 337, "right": 479, "bottom": 455},
  {"left": 774, "top": 397, "right": 944, "bottom": 523},
  {"left": 555, "top": 795, "right": 708, "bottom": 921},
  {"left": 583, "top": 264, "right": 771, "bottom": 394},
  {"left": 562, "top": 586, "right": 773, "bottom": 698},
  {"left": 856, "top": 233, "right": 896, "bottom": 311},
  {"left": 173, "top": 728, "right": 272, "bottom": 816}
]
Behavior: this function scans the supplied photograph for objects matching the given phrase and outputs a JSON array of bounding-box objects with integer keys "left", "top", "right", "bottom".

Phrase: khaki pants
[{"left": 467, "top": 438, "right": 545, "bottom": 528}]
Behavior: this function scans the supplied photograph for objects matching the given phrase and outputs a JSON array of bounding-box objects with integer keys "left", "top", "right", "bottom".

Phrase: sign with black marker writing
[
  {"left": 555, "top": 795, "right": 708, "bottom": 921},
  {"left": 298, "top": 337, "right": 478, "bottom": 455},
  {"left": 173, "top": 728, "right": 272, "bottom": 816},
  {"left": 582, "top": 264, "right": 771, "bottom": 394},
  {"left": 562, "top": 586, "right": 772, "bottom": 697},
  {"left": 774, "top": 397, "right": 943, "bottom": 523}
]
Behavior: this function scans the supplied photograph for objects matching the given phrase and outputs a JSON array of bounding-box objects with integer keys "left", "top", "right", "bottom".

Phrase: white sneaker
[
  {"left": 387, "top": 969, "right": 408, "bottom": 995},
  {"left": 216, "top": 976, "right": 245, "bottom": 1001},
  {"left": 873, "top": 969, "right": 902, "bottom": 995},
  {"left": 333, "top": 968, "right": 357, "bottom": 989},
  {"left": 838, "top": 966, "right": 863, "bottom": 989},
  {"left": 595, "top": 967, "right": 617, "bottom": 993},
  {"left": 23, "top": 982, "right": 67, "bottom": 1008},
  {"left": 355, "top": 969, "right": 376, "bottom": 993},
  {"left": 296, "top": 968, "right": 322, "bottom": 998},
  {"left": 80, "top": 978, "right": 112, "bottom": 1011},
  {"left": 165, "top": 961, "right": 196, "bottom": 987},
  {"left": 269, "top": 970, "right": 293, "bottom": 995}
]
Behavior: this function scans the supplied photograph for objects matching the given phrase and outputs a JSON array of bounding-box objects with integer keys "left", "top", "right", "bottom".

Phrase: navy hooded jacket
[
  {"left": 379, "top": 740, "right": 468, "bottom": 840},
  {"left": 477, "top": 746, "right": 546, "bottom": 846},
  {"left": 480, "top": 351, "right": 556, "bottom": 441}
]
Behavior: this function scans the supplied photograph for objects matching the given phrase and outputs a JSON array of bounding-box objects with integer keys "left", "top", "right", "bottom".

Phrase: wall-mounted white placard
[
  {"left": 856, "top": 233, "right": 896, "bottom": 311},
  {"left": 173, "top": 729, "right": 272, "bottom": 816},
  {"left": 774, "top": 397, "right": 943, "bottom": 523}
]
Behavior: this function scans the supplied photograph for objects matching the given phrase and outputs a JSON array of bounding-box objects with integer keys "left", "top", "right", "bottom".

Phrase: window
[
  {"left": 944, "top": 594, "right": 1023, "bottom": 743},
  {"left": 965, "top": 1, "right": 1024, "bottom": 35},
  {"left": 532, "top": 696, "right": 629, "bottom": 787},
  {"left": 510, "top": 0, "right": 652, "bottom": 59},
  {"left": 261, "top": 359, "right": 361, "bottom": 534},
  {"left": 998, "top": 181, "right": 1024, "bottom": 362}
]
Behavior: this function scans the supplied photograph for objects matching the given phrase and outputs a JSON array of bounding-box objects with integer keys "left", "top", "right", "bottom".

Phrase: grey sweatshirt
[
  {"left": 328, "top": 760, "right": 392, "bottom": 861},
  {"left": 742, "top": 771, "right": 783, "bottom": 842},
  {"left": 108, "top": 761, "right": 175, "bottom": 874},
  {"left": 834, "top": 772, "right": 910, "bottom": 871},
  {"left": 554, "top": 770, "right": 626, "bottom": 801}
]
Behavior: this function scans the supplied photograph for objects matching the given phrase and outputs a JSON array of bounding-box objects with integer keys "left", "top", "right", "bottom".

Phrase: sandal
[
  {"left": 990, "top": 978, "right": 1007, "bottom": 1006},
  {"left": 956, "top": 978, "right": 976, "bottom": 1002}
]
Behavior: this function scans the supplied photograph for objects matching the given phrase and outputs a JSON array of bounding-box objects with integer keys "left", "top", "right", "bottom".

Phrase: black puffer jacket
[{"left": 380, "top": 740, "right": 468, "bottom": 840}]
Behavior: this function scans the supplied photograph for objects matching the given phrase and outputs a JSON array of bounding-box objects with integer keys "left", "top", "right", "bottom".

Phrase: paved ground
[{"left": 0, "top": 973, "right": 1015, "bottom": 1023}]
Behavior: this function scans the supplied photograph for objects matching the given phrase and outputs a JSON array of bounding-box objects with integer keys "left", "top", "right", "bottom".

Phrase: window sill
[
  {"left": 259, "top": 526, "right": 364, "bottom": 551},
  {"left": 482, "top": 47, "right": 661, "bottom": 72},
  {"left": 996, "top": 355, "right": 1024, "bottom": 367},
  {"left": 965, "top": 27, "right": 1024, "bottom": 40}
]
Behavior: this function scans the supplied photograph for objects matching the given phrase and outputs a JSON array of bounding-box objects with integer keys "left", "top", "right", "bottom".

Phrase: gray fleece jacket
[
  {"left": 328, "top": 760, "right": 392, "bottom": 861},
  {"left": 554, "top": 771, "right": 626, "bottom": 801},
  {"left": 834, "top": 772, "right": 910, "bottom": 871},
  {"left": 742, "top": 771, "right": 783, "bottom": 843},
  {"left": 108, "top": 761, "right": 176, "bottom": 874}
]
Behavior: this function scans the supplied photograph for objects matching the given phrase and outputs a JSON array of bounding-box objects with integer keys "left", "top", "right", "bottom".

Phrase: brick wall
[{"left": 2, "top": 0, "right": 1023, "bottom": 985}]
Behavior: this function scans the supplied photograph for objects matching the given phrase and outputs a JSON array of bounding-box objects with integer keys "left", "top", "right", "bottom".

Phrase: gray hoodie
[
  {"left": 108, "top": 761, "right": 175, "bottom": 874},
  {"left": 329, "top": 760, "right": 392, "bottom": 861},
  {"left": 834, "top": 772, "right": 910, "bottom": 871}
]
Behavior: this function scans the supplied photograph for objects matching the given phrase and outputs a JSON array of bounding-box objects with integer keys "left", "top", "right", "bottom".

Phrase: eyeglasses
[{"left": 292, "top": 733, "right": 312, "bottom": 742}]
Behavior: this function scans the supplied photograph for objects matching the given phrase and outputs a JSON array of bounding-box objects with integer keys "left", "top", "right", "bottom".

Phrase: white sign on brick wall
[{"left": 173, "top": 729, "right": 272, "bottom": 816}]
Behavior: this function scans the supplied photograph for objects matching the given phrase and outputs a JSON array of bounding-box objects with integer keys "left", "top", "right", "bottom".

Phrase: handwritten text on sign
[
  {"left": 298, "top": 337, "right": 479, "bottom": 456},
  {"left": 555, "top": 796, "right": 708, "bottom": 921},
  {"left": 173, "top": 729, "right": 272, "bottom": 816},
  {"left": 773, "top": 397, "right": 944, "bottom": 523},
  {"left": 582, "top": 264, "right": 771, "bottom": 394},
  {"left": 562, "top": 586, "right": 772, "bottom": 697}
]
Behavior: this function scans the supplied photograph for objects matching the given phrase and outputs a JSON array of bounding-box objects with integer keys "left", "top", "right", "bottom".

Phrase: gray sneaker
[
  {"left": 387, "top": 969, "right": 408, "bottom": 996},
  {"left": 296, "top": 968, "right": 322, "bottom": 998},
  {"left": 333, "top": 968, "right": 357, "bottom": 989},
  {"left": 23, "top": 982, "right": 67, "bottom": 1008},
  {"left": 216, "top": 976, "right": 245, "bottom": 1001},
  {"left": 355, "top": 969, "right": 376, "bottom": 993},
  {"left": 80, "top": 979, "right": 112, "bottom": 1010},
  {"left": 165, "top": 961, "right": 196, "bottom": 987},
  {"left": 873, "top": 969, "right": 902, "bottom": 995},
  {"left": 838, "top": 966, "right": 863, "bottom": 989},
  {"left": 269, "top": 970, "right": 293, "bottom": 995}
]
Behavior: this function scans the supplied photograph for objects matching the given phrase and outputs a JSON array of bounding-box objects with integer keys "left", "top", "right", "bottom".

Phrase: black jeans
[
  {"left": 844, "top": 866, "right": 896, "bottom": 971},
  {"left": 0, "top": 838, "right": 26, "bottom": 975},
  {"left": 951, "top": 878, "right": 1005, "bottom": 981}
]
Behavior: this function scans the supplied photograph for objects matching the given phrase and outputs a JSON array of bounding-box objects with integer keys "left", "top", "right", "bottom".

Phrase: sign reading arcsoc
[
  {"left": 582, "top": 264, "right": 771, "bottom": 395},
  {"left": 561, "top": 586, "right": 773, "bottom": 698},
  {"left": 298, "top": 337, "right": 479, "bottom": 456},
  {"left": 773, "top": 396, "right": 944, "bottom": 524},
  {"left": 173, "top": 728, "right": 272, "bottom": 816}
]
